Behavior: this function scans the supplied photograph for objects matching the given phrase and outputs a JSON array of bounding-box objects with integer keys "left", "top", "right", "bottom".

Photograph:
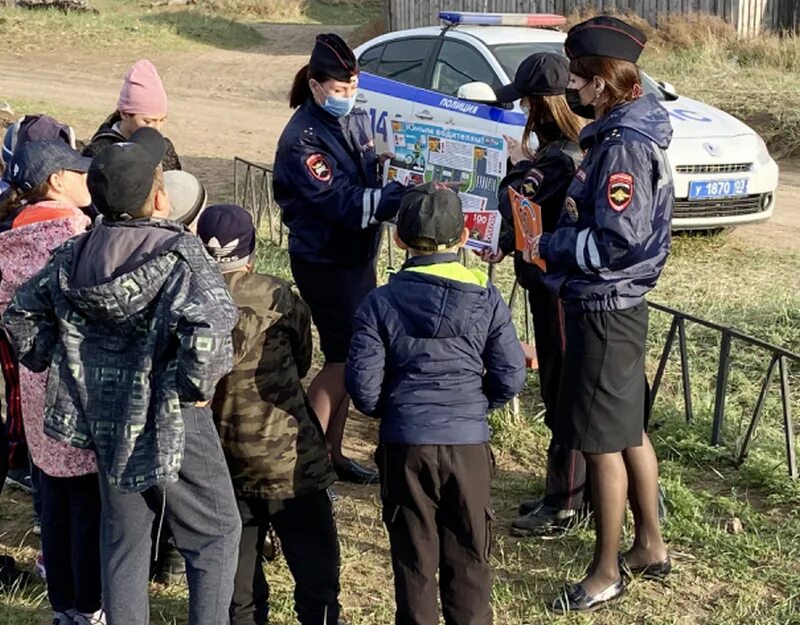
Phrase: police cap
[
  {"left": 309, "top": 33, "right": 358, "bottom": 82},
  {"left": 564, "top": 16, "right": 647, "bottom": 64}
]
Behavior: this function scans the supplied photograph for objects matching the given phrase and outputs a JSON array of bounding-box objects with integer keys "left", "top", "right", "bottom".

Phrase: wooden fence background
[{"left": 386, "top": 0, "right": 800, "bottom": 35}]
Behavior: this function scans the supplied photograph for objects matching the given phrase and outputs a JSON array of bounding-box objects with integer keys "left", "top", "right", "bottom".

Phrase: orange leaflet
[{"left": 508, "top": 186, "right": 546, "bottom": 272}]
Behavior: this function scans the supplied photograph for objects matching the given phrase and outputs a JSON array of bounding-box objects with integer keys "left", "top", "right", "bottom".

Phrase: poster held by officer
[{"left": 384, "top": 119, "right": 507, "bottom": 253}]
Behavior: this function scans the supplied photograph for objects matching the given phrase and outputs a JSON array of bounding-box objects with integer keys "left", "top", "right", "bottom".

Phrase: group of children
[{"left": 0, "top": 55, "right": 526, "bottom": 625}]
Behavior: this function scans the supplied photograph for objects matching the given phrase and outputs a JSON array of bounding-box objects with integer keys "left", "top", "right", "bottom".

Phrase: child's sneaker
[
  {"left": 74, "top": 610, "right": 106, "bottom": 625},
  {"left": 5, "top": 468, "right": 32, "bottom": 492},
  {"left": 34, "top": 553, "right": 46, "bottom": 581}
]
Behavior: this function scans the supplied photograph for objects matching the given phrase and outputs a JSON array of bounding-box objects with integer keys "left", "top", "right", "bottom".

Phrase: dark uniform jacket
[
  {"left": 83, "top": 122, "right": 182, "bottom": 171},
  {"left": 346, "top": 253, "right": 526, "bottom": 445},
  {"left": 539, "top": 95, "right": 674, "bottom": 312},
  {"left": 2, "top": 219, "right": 237, "bottom": 493},
  {"left": 211, "top": 271, "right": 335, "bottom": 501},
  {"left": 273, "top": 100, "right": 405, "bottom": 266},
  {"left": 497, "top": 137, "right": 582, "bottom": 289}
]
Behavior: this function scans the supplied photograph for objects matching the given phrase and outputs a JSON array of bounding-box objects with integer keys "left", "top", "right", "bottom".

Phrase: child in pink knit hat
[
  {"left": 117, "top": 59, "right": 169, "bottom": 119},
  {"left": 83, "top": 59, "right": 182, "bottom": 171}
]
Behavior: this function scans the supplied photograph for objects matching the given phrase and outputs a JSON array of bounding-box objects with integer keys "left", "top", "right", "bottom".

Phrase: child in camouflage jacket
[{"left": 198, "top": 204, "right": 340, "bottom": 625}]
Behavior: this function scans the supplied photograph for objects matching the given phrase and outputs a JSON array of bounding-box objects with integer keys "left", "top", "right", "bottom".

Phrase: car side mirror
[
  {"left": 658, "top": 80, "right": 678, "bottom": 97},
  {"left": 457, "top": 81, "right": 499, "bottom": 104}
]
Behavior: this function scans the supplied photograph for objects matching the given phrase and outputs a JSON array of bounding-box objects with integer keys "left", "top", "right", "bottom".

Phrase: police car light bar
[{"left": 438, "top": 11, "right": 566, "bottom": 27}]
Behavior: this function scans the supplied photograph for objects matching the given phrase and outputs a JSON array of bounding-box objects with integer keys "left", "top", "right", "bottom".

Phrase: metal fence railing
[
  {"left": 648, "top": 302, "right": 799, "bottom": 478},
  {"left": 232, "top": 156, "right": 798, "bottom": 476}
]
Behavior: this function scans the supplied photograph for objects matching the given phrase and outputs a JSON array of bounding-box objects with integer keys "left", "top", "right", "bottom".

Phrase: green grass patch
[
  {"left": 0, "top": 2, "right": 264, "bottom": 53},
  {"left": 0, "top": 0, "right": 379, "bottom": 55},
  {"left": 2, "top": 225, "right": 799, "bottom": 624}
]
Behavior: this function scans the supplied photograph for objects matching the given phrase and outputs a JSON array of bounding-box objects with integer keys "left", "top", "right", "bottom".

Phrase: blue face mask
[{"left": 320, "top": 93, "right": 356, "bottom": 118}]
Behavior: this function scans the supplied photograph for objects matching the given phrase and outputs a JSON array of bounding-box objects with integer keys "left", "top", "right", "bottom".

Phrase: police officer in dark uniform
[
  {"left": 273, "top": 34, "right": 406, "bottom": 484},
  {"left": 532, "top": 17, "right": 673, "bottom": 611},
  {"left": 488, "top": 53, "right": 589, "bottom": 537}
]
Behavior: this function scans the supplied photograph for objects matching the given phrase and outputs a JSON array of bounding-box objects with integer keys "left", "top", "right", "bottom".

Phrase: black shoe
[
  {"left": 619, "top": 554, "right": 672, "bottom": 581},
  {"left": 334, "top": 458, "right": 379, "bottom": 485},
  {"left": 518, "top": 497, "right": 543, "bottom": 516},
  {"left": 511, "top": 503, "right": 577, "bottom": 537},
  {"left": 5, "top": 468, "right": 32, "bottom": 493},
  {"left": 550, "top": 578, "right": 624, "bottom": 613},
  {"left": 0, "top": 556, "right": 33, "bottom": 589}
]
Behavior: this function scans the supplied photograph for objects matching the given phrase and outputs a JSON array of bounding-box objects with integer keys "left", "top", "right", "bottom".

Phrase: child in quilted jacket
[{"left": 0, "top": 139, "right": 101, "bottom": 625}]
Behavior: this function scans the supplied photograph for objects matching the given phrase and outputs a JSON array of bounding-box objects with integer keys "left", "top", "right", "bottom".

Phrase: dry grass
[
  {"left": 200, "top": 0, "right": 307, "bottom": 21},
  {"left": 348, "top": 14, "right": 386, "bottom": 47},
  {"left": 203, "top": 0, "right": 381, "bottom": 24},
  {"left": 566, "top": 12, "right": 800, "bottom": 158}
]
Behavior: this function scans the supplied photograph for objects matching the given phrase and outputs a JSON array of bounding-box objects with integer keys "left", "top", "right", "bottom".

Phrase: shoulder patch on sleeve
[
  {"left": 607, "top": 172, "right": 634, "bottom": 212},
  {"left": 521, "top": 168, "right": 544, "bottom": 197},
  {"left": 305, "top": 154, "right": 332, "bottom": 183}
]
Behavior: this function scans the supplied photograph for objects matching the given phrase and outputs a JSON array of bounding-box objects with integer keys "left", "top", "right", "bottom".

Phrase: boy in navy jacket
[{"left": 346, "top": 183, "right": 526, "bottom": 625}]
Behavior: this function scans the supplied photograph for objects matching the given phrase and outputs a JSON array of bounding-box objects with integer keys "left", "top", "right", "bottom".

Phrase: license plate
[{"left": 688, "top": 178, "right": 749, "bottom": 200}]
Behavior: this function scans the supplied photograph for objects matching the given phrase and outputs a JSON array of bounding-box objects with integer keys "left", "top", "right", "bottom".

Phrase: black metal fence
[
  {"left": 648, "top": 302, "right": 799, "bottom": 478},
  {"left": 233, "top": 156, "right": 798, "bottom": 476}
]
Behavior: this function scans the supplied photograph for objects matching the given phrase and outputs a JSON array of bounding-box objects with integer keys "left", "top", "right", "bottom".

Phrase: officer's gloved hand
[{"left": 373, "top": 180, "right": 406, "bottom": 223}]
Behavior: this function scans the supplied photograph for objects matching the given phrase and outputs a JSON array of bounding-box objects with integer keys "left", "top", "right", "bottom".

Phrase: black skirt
[
  {"left": 290, "top": 256, "right": 377, "bottom": 363},
  {"left": 553, "top": 302, "right": 649, "bottom": 454}
]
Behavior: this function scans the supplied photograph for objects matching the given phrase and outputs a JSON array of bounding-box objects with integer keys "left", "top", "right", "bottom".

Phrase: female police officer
[
  {"left": 273, "top": 34, "right": 406, "bottom": 484},
  {"left": 488, "top": 53, "right": 589, "bottom": 538},
  {"left": 532, "top": 17, "right": 673, "bottom": 611}
]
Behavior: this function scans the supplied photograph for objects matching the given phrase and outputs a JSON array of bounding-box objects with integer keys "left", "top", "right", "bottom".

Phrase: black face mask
[{"left": 565, "top": 86, "right": 596, "bottom": 120}]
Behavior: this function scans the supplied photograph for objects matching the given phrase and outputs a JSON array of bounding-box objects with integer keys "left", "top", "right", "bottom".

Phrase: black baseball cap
[
  {"left": 309, "top": 33, "right": 358, "bottom": 82},
  {"left": 495, "top": 53, "right": 570, "bottom": 103},
  {"left": 196, "top": 204, "right": 256, "bottom": 272},
  {"left": 565, "top": 16, "right": 647, "bottom": 64},
  {"left": 8, "top": 140, "right": 91, "bottom": 192},
  {"left": 88, "top": 127, "right": 166, "bottom": 219},
  {"left": 396, "top": 182, "right": 464, "bottom": 252}
]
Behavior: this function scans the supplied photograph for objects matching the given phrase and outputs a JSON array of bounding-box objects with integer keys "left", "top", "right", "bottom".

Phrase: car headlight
[{"left": 755, "top": 135, "right": 772, "bottom": 166}]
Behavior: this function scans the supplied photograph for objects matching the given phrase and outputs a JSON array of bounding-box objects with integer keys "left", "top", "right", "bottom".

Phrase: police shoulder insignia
[
  {"left": 521, "top": 168, "right": 544, "bottom": 198},
  {"left": 575, "top": 168, "right": 587, "bottom": 183},
  {"left": 565, "top": 197, "right": 579, "bottom": 222},
  {"left": 305, "top": 153, "right": 332, "bottom": 183},
  {"left": 607, "top": 172, "right": 634, "bottom": 212}
]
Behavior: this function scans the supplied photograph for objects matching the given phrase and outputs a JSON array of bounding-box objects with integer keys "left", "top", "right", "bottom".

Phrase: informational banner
[{"left": 384, "top": 120, "right": 507, "bottom": 252}]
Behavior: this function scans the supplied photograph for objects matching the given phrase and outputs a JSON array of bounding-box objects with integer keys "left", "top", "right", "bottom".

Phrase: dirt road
[{"left": 0, "top": 23, "right": 796, "bottom": 251}]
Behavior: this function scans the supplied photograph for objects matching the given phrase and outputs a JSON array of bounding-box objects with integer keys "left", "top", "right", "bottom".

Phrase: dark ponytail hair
[
  {"left": 102, "top": 110, "right": 123, "bottom": 126},
  {"left": 289, "top": 63, "right": 333, "bottom": 109},
  {"left": 0, "top": 180, "right": 50, "bottom": 221}
]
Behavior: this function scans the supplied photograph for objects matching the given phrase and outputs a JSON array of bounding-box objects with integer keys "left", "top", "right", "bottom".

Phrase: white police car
[{"left": 353, "top": 11, "right": 779, "bottom": 230}]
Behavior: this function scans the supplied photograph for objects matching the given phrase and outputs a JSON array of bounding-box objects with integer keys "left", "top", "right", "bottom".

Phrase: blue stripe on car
[{"left": 359, "top": 72, "right": 528, "bottom": 126}]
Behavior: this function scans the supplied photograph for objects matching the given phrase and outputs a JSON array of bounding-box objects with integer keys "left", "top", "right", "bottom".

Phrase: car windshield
[{"left": 490, "top": 42, "right": 666, "bottom": 101}]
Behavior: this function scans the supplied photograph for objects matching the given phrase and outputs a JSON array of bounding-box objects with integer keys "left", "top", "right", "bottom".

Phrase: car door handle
[
  {"left": 415, "top": 109, "right": 434, "bottom": 120},
  {"left": 356, "top": 94, "right": 368, "bottom": 104}
]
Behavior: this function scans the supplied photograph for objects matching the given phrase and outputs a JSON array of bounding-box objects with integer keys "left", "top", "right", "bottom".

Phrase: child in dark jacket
[
  {"left": 3, "top": 128, "right": 241, "bottom": 625},
  {"left": 197, "top": 204, "right": 340, "bottom": 625},
  {"left": 346, "top": 182, "right": 526, "bottom": 625}
]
